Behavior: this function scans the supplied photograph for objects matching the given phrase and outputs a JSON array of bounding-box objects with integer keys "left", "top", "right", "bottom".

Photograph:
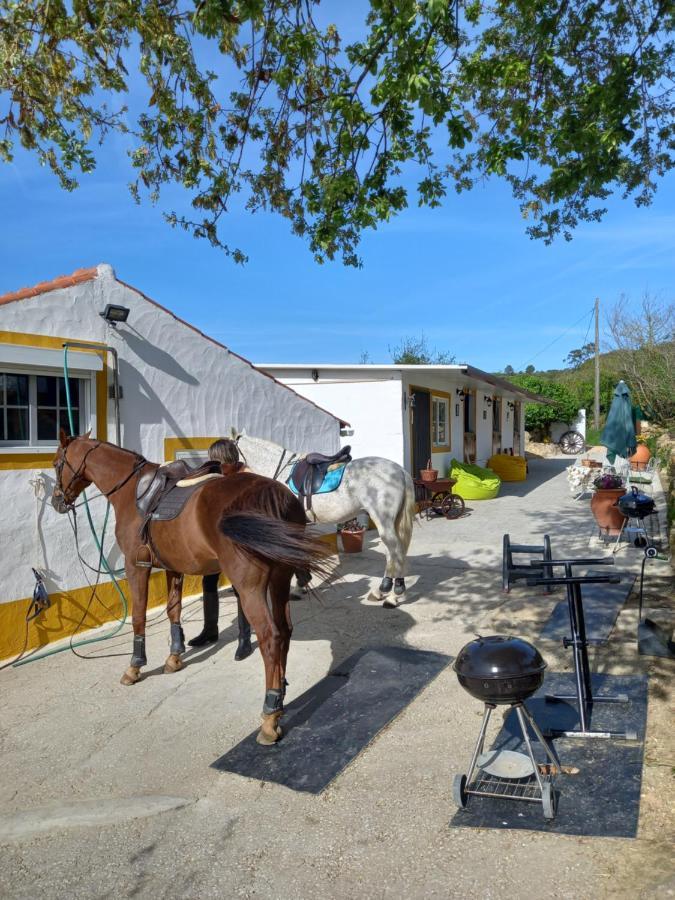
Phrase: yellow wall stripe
[{"left": 0, "top": 572, "right": 227, "bottom": 663}]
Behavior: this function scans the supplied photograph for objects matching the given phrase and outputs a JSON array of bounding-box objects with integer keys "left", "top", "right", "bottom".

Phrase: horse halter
[
  {"left": 55, "top": 440, "right": 147, "bottom": 509},
  {"left": 54, "top": 441, "right": 101, "bottom": 509}
]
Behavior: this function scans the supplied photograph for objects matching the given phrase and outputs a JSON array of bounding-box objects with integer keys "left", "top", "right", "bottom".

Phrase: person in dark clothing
[{"left": 188, "top": 438, "right": 253, "bottom": 661}]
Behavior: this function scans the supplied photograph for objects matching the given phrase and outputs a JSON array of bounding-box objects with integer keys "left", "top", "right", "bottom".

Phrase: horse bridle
[{"left": 55, "top": 440, "right": 146, "bottom": 508}]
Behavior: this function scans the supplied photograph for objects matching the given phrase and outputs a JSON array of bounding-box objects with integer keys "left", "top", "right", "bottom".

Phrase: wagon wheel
[
  {"left": 441, "top": 494, "right": 465, "bottom": 519},
  {"left": 559, "top": 430, "right": 585, "bottom": 455}
]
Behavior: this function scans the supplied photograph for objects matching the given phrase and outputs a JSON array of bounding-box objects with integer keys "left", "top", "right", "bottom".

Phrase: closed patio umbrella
[{"left": 601, "top": 380, "right": 637, "bottom": 464}]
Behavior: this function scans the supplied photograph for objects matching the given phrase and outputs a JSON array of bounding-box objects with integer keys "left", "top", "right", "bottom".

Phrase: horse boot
[
  {"left": 188, "top": 590, "right": 219, "bottom": 647},
  {"left": 234, "top": 595, "right": 253, "bottom": 661}
]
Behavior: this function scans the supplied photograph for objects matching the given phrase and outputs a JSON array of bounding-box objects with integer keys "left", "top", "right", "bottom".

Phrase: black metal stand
[
  {"left": 528, "top": 559, "right": 636, "bottom": 741},
  {"left": 502, "top": 534, "right": 554, "bottom": 593}
]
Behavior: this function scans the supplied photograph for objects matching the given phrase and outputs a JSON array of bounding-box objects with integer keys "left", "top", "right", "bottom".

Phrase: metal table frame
[{"left": 528, "top": 558, "right": 635, "bottom": 741}]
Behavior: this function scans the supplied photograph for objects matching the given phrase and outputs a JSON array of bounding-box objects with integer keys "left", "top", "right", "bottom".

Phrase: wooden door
[
  {"left": 492, "top": 396, "right": 502, "bottom": 455},
  {"left": 463, "top": 390, "right": 476, "bottom": 463},
  {"left": 410, "top": 388, "right": 431, "bottom": 476}
]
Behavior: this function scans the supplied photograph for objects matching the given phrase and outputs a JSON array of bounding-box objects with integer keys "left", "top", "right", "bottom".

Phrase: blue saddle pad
[{"left": 287, "top": 462, "right": 347, "bottom": 496}]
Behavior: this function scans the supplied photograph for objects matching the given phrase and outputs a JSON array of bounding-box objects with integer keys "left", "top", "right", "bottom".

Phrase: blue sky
[{"left": 2, "top": 91, "right": 674, "bottom": 374}]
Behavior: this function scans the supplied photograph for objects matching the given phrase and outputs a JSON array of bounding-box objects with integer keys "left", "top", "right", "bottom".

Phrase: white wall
[
  {"left": 0, "top": 264, "right": 340, "bottom": 606},
  {"left": 550, "top": 409, "right": 587, "bottom": 442},
  {"left": 264, "top": 372, "right": 405, "bottom": 463}
]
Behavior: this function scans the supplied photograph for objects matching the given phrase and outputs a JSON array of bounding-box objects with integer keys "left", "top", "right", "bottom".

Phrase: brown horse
[{"left": 51, "top": 433, "right": 330, "bottom": 745}]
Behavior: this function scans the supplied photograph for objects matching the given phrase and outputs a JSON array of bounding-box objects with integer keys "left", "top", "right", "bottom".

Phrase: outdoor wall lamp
[
  {"left": 507, "top": 401, "right": 515, "bottom": 411},
  {"left": 311, "top": 369, "right": 319, "bottom": 382},
  {"left": 484, "top": 396, "right": 493, "bottom": 406},
  {"left": 456, "top": 389, "right": 465, "bottom": 399},
  {"left": 99, "top": 304, "right": 130, "bottom": 326}
]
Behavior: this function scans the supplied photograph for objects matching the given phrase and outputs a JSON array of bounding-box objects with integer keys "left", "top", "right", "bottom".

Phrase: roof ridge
[{"left": 0, "top": 266, "right": 100, "bottom": 306}]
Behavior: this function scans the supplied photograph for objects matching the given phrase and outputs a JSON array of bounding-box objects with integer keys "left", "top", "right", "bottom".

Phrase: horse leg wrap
[
  {"left": 263, "top": 688, "right": 284, "bottom": 715},
  {"left": 170, "top": 623, "right": 185, "bottom": 655},
  {"left": 130, "top": 635, "right": 147, "bottom": 668},
  {"left": 379, "top": 576, "right": 393, "bottom": 595},
  {"left": 394, "top": 578, "right": 406, "bottom": 596}
]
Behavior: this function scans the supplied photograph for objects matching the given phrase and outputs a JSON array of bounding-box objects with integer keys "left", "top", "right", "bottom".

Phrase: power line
[{"left": 520, "top": 307, "right": 595, "bottom": 369}]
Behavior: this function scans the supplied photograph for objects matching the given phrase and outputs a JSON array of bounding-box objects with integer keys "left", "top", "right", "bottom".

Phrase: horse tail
[
  {"left": 219, "top": 511, "right": 333, "bottom": 581},
  {"left": 395, "top": 469, "right": 416, "bottom": 555}
]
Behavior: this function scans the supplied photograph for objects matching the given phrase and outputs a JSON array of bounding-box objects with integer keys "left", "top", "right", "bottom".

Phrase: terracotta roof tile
[{"left": 0, "top": 267, "right": 99, "bottom": 306}]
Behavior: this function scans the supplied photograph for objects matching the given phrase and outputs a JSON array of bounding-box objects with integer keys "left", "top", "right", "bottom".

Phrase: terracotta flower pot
[
  {"left": 629, "top": 444, "right": 651, "bottom": 471},
  {"left": 591, "top": 488, "right": 626, "bottom": 535},
  {"left": 341, "top": 528, "right": 366, "bottom": 553}
]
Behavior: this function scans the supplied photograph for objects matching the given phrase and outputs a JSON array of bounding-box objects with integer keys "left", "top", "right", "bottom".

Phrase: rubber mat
[
  {"left": 539, "top": 575, "right": 635, "bottom": 643},
  {"left": 450, "top": 672, "right": 648, "bottom": 837},
  {"left": 212, "top": 646, "right": 452, "bottom": 794}
]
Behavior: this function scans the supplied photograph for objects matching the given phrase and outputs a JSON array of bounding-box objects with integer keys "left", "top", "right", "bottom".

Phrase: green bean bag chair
[{"left": 449, "top": 459, "right": 502, "bottom": 500}]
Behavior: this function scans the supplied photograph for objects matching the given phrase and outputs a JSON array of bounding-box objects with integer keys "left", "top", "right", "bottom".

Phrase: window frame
[
  {"left": 431, "top": 391, "right": 451, "bottom": 451},
  {"left": 0, "top": 365, "right": 95, "bottom": 452}
]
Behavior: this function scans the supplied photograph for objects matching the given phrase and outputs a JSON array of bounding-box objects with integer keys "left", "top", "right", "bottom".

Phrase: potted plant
[
  {"left": 339, "top": 517, "right": 366, "bottom": 553},
  {"left": 590, "top": 472, "right": 626, "bottom": 534}
]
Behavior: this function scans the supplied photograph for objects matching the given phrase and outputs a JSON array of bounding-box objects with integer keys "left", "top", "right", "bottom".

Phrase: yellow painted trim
[
  {"left": 0, "top": 453, "right": 55, "bottom": 470},
  {"left": 430, "top": 389, "right": 452, "bottom": 453},
  {"left": 0, "top": 330, "right": 108, "bottom": 467},
  {"left": 164, "top": 436, "right": 221, "bottom": 461},
  {"left": 0, "top": 571, "right": 232, "bottom": 663}
]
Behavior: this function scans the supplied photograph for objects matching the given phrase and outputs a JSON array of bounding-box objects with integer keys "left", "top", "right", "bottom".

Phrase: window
[
  {"left": 0, "top": 373, "right": 29, "bottom": 441},
  {"left": 432, "top": 395, "right": 450, "bottom": 449},
  {"left": 36, "top": 375, "right": 80, "bottom": 441},
  {"left": 0, "top": 372, "right": 87, "bottom": 447}
]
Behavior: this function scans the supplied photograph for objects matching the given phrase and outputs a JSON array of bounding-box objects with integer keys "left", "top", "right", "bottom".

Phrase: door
[
  {"left": 410, "top": 388, "right": 431, "bottom": 476},
  {"left": 463, "top": 390, "right": 476, "bottom": 463},
  {"left": 492, "top": 396, "right": 502, "bottom": 455}
]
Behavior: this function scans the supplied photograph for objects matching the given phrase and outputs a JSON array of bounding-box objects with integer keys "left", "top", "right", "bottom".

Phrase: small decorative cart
[{"left": 413, "top": 477, "right": 466, "bottom": 520}]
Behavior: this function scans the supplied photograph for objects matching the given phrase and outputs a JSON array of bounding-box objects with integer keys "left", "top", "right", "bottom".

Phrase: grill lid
[
  {"left": 617, "top": 487, "right": 655, "bottom": 518},
  {"left": 453, "top": 635, "right": 547, "bottom": 681}
]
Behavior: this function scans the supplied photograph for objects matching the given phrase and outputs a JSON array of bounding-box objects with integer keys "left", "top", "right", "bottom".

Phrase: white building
[
  {"left": 0, "top": 264, "right": 342, "bottom": 661},
  {"left": 257, "top": 364, "right": 545, "bottom": 475}
]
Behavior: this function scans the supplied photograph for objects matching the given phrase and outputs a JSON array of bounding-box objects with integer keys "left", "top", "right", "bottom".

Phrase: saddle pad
[
  {"left": 151, "top": 481, "right": 212, "bottom": 522},
  {"left": 287, "top": 462, "right": 347, "bottom": 497},
  {"left": 175, "top": 473, "right": 224, "bottom": 487}
]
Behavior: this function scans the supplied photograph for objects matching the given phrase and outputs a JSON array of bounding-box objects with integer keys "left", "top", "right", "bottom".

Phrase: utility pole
[{"left": 594, "top": 298, "right": 600, "bottom": 430}]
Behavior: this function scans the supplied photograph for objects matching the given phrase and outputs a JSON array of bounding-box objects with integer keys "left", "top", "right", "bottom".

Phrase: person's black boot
[
  {"left": 234, "top": 595, "right": 253, "bottom": 661},
  {"left": 188, "top": 591, "right": 219, "bottom": 646}
]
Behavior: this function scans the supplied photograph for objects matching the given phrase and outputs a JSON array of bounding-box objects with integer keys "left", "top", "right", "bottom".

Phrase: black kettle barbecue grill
[{"left": 452, "top": 636, "right": 560, "bottom": 820}]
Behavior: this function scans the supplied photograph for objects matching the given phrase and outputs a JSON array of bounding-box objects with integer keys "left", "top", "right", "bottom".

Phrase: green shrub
[{"left": 508, "top": 375, "right": 579, "bottom": 440}]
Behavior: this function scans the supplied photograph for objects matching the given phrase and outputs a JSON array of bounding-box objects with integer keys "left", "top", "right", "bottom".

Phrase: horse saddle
[
  {"left": 287, "top": 446, "right": 352, "bottom": 512},
  {"left": 136, "top": 459, "right": 223, "bottom": 524}
]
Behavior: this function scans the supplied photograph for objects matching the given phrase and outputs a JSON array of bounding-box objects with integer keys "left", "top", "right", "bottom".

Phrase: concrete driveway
[{"left": 1, "top": 457, "right": 673, "bottom": 899}]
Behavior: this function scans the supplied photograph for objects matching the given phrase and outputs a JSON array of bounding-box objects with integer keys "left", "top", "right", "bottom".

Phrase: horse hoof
[
  {"left": 120, "top": 666, "right": 141, "bottom": 685},
  {"left": 163, "top": 654, "right": 183, "bottom": 674},
  {"left": 257, "top": 713, "right": 283, "bottom": 745}
]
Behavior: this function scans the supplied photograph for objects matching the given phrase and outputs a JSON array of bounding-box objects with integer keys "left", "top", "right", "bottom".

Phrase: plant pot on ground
[
  {"left": 590, "top": 473, "right": 626, "bottom": 535},
  {"left": 340, "top": 518, "right": 366, "bottom": 553}
]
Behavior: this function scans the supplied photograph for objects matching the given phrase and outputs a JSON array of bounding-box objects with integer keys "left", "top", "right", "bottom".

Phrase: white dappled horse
[{"left": 237, "top": 435, "right": 416, "bottom": 606}]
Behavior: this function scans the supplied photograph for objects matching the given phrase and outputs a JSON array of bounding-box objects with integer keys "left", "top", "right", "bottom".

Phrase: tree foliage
[
  {"left": 564, "top": 342, "right": 595, "bottom": 368},
  {"left": 2, "top": 1, "right": 674, "bottom": 264},
  {"left": 508, "top": 373, "right": 579, "bottom": 438},
  {"left": 606, "top": 294, "right": 675, "bottom": 426},
  {"left": 389, "top": 333, "right": 455, "bottom": 364}
]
